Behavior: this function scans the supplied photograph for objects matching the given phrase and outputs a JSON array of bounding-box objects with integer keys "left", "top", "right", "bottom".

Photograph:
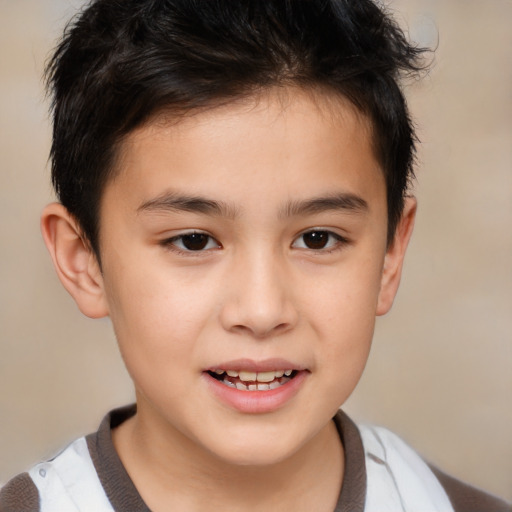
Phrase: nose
[{"left": 219, "top": 251, "right": 298, "bottom": 339}]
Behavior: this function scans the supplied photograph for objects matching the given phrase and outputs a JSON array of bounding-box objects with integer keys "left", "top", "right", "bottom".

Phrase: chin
[
  {"left": 202, "top": 424, "right": 308, "bottom": 468},
  {"left": 215, "top": 444, "right": 296, "bottom": 467}
]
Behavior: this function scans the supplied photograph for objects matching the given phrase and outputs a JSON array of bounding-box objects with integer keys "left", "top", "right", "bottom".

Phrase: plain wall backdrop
[{"left": 1, "top": 0, "right": 511, "bottom": 501}]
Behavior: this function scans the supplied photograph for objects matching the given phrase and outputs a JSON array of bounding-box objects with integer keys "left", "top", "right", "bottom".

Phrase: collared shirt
[{"left": 1, "top": 405, "right": 510, "bottom": 512}]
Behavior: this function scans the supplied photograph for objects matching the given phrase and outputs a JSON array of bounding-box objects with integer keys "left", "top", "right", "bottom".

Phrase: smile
[
  {"left": 207, "top": 369, "right": 297, "bottom": 391},
  {"left": 204, "top": 359, "right": 307, "bottom": 413}
]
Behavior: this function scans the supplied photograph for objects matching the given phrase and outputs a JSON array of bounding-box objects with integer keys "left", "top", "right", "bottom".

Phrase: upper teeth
[{"left": 213, "top": 369, "right": 293, "bottom": 382}]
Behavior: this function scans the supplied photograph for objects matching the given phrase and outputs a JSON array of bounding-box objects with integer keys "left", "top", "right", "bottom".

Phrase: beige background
[{"left": 1, "top": 0, "right": 511, "bottom": 502}]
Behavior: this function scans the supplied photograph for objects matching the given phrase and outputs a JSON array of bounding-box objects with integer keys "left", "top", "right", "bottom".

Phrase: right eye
[{"left": 163, "top": 232, "right": 221, "bottom": 252}]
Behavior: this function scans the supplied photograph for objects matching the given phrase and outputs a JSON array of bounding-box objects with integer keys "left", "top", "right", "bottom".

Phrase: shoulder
[
  {"left": 1, "top": 437, "right": 114, "bottom": 512},
  {"left": 429, "top": 465, "right": 512, "bottom": 512},
  {"left": 1, "top": 406, "right": 140, "bottom": 512},
  {"left": 0, "top": 472, "right": 39, "bottom": 512},
  {"left": 358, "top": 423, "right": 511, "bottom": 512}
]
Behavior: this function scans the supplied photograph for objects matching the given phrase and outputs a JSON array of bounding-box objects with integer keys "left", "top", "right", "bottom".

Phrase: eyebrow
[
  {"left": 137, "top": 192, "right": 239, "bottom": 219},
  {"left": 280, "top": 193, "right": 368, "bottom": 218},
  {"left": 137, "top": 191, "right": 368, "bottom": 219}
]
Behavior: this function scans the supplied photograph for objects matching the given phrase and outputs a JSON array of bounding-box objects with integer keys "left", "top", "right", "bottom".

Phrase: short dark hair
[{"left": 46, "top": 0, "right": 428, "bottom": 256}]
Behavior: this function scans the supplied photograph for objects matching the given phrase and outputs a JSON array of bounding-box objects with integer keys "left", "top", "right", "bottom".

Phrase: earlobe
[
  {"left": 376, "top": 197, "right": 417, "bottom": 316},
  {"left": 40, "top": 203, "right": 109, "bottom": 319}
]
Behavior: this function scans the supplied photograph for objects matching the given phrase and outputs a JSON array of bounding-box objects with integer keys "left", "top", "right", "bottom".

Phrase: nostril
[{"left": 231, "top": 322, "right": 291, "bottom": 339}]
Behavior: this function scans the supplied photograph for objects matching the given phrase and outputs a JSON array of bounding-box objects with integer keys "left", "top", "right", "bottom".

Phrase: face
[{"left": 97, "top": 89, "right": 395, "bottom": 466}]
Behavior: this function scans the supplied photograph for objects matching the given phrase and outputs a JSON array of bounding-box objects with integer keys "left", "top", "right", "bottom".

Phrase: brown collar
[{"left": 86, "top": 405, "right": 366, "bottom": 512}]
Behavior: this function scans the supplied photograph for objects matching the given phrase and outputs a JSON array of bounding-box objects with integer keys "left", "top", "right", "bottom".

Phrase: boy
[{"left": 1, "top": 0, "right": 510, "bottom": 510}]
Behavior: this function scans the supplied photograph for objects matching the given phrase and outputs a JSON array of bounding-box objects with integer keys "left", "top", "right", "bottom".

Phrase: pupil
[
  {"left": 303, "top": 231, "right": 328, "bottom": 249},
  {"left": 182, "top": 233, "right": 208, "bottom": 250}
]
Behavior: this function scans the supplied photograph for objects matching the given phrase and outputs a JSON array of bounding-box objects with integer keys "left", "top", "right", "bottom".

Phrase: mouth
[
  {"left": 206, "top": 369, "right": 298, "bottom": 391},
  {"left": 204, "top": 361, "right": 308, "bottom": 413}
]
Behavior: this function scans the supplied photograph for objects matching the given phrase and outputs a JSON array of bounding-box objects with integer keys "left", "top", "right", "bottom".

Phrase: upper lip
[{"left": 205, "top": 358, "right": 307, "bottom": 373}]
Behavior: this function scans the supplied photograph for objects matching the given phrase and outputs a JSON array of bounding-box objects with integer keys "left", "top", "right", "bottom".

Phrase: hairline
[{"left": 94, "top": 84, "right": 396, "bottom": 260}]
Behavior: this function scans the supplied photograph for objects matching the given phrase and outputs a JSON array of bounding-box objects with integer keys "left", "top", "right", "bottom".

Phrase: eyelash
[
  {"left": 292, "top": 230, "right": 349, "bottom": 253},
  {"left": 161, "top": 231, "right": 221, "bottom": 255},
  {"left": 160, "top": 229, "right": 349, "bottom": 255}
]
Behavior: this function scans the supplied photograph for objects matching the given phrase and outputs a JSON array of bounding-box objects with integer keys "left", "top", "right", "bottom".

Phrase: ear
[
  {"left": 376, "top": 197, "right": 417, "bottom": 316},
  {"left": 41, "top": 203, "right": 109, "bottom": 319}
]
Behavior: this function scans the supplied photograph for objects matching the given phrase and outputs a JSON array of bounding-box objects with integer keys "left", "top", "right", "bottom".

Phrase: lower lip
[{"left": 203, "top": 371, "right": 308, "bottom": 414}]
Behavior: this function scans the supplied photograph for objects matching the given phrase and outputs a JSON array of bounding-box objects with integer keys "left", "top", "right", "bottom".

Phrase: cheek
[
  {"left": 103, "top": 272, "right": 212, "bottom": 411},
  {"left": 103, "top": 262, "right": 218, "bottom": 369},
  {"left": 304, "top": 254, "right": 383, "bottom": 328},
  {"left": 303, "top": 257, "right": 382, "bottom": 390},
  {"left": 318, "top": 301, "right": 375, "bottom": 407},
  {"left": 318, "top": 287, "right": 376, "bottom": 372}
]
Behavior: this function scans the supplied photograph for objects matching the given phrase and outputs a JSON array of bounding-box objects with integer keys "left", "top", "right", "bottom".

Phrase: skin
[{"left": 41, "top": 88, "right": 416, "bottom": 511}]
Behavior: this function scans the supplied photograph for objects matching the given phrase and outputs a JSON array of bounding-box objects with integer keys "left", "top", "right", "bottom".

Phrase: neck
[{"left": 112, "top": 404, "right": 344, "bottom": 512}]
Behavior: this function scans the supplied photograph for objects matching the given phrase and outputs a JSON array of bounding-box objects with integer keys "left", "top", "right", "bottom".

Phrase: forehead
[{"left": 106, "top": 87, "right": 385, "bottom": 217}]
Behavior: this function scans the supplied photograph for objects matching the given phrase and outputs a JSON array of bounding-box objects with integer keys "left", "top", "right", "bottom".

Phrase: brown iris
[
  {"left": 302, "top": 231, "right": 330, "bottom": 249},
  {"left": 181, "top": 233, "right": 210, "bottom": 250}
]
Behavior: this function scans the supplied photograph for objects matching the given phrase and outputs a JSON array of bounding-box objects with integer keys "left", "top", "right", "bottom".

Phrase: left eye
[
  {"left": 292, "top": 230, "right": 344, "bottom": 250},
  {"left": 166, "top": 233, "right": 220, "bottom": 252}
]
